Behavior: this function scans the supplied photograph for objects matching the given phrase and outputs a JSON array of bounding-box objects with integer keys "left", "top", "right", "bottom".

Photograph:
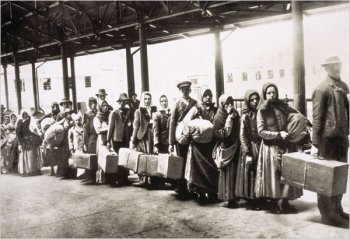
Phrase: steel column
[
  {"left": 31, "top": 62, "right": 39, "bottom": 112},
  {"left": 61, "top": 42, "right": 70, "bottom": 99},
  {"left": 70, "top": 56, "right": 77, "bottom": 112},
  {"left": 13, "top": 55, "right": 22, "bottom": 114},
  {"left": 292, "top": 1, "right": 306, "bottom": 115},
  {"left": 139, "top": 25, "right": 149, "bottom": 92},
  {"left": 3, "top": 65, "right": 9, "bottom": 109},
  {"left": 126, "top": 44, "right": 135, "bottom": 97},
  {"left": 214, "top": 27, "right": 224, "bottom": 104}
]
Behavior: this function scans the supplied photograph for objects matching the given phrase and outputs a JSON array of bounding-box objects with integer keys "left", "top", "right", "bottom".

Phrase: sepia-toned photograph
[{"left": 0, "top": 0, "right": 349, "bottom": 238}]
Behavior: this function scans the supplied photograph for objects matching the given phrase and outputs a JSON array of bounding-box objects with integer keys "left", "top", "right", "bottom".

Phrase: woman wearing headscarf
[
  {"left": 93, "top": 100, "right": 112, "bottom": 184},
  {"left": 54, "top": 109, "right": 74, "bottom": 178},
  {"left": 255, "top": 82, "right": 302, "bottom": 213},
  {"left": 199, "top": 89, "right": 217, "bottom": 123},
  {"left": 235, "top": 90, "right": 261, "bottom": 208},
  {"left": 131, "top": 92, "right": 157, "bottom": 154},
  {"left": 213, "top": 95, "right": 240, "bottom": 208},
  {"left": 16, "top": 109, "right": 42, "bottom": 176},
  {"left": 8, "top": 113, "right": 17, "bottom": 132},
  {"left": 1, "top": 114, "right": 18, "bottom": 174},
  {"left": 83, "top": 97, "right": 98, "bottom": 153}
]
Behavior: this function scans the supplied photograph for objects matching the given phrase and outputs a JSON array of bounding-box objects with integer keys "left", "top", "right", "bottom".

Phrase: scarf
[
  {"left": 213, "top": 94, "right": 232, "bottom": 130},
  {"left": 257, "top": 82, "right": 289, "bottom": 113},
  {"left": 242, "top": 90, "right": 259, "bottom": 119}
]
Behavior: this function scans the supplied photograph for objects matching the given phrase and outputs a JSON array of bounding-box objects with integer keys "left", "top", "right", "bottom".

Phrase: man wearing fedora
[
  {"left": 56, "top": 97, "right": 73, "bottom": 122},
  {"left": 311, "top": 56, "right": 349, "bottom": 227},
  {"left": 169, "top": 80, "right": 198, "bottom": 198},
  {"left": 96, "top": 89, "right": 113, "bottom": 111}
]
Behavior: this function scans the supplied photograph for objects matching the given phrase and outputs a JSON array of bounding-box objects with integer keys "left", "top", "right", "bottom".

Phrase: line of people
[{"left": 0, "top": 56, "right": 348, "bottom": 228}]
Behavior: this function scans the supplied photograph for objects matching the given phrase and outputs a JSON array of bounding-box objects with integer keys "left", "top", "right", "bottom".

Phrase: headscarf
[
  {"left": 18, "top": 109, "right": 37, "bottom": 134},
  {"left": 96, "top": 100, "right": 110, "bottom": 122},
  {"left": 139, "top": 91, "right": 152, "bottom": 109},
  {"left": 201, "top": 88, "right": 215, "bottom": 107},
  {"left": 10, "top": 113, "right": 17, "bottom": 123},
  {"left": 242, "top": 90, "right": 260, "bottom": 118},
  {"left": 258, "top": 82, "right": 288, "bottom": 111},
  {"left": 213, "top": 94, "right": 234, "bottom": 129}
]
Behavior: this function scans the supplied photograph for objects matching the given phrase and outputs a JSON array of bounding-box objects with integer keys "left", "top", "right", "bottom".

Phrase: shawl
[
  {"left": 258, "top": 82, "right": 289, "bottom": 113},
  {"left": 213, "top": 94, "right": 233, "bottom": 130},
  {"left": 242, "top": 90, "right": 260, "bottom": 118}
]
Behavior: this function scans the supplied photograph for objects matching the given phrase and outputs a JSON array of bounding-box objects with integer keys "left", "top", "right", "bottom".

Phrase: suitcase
[
  {"left": 157, "top": 154, "right": 184, "bottom": 179},
  {"left": 281, "top": 152, "right": 348, "bottom": 197},
  {"left": 72, "top": 153, "right": 98, "bottom": 170},
  {"left": 138, "top": 154, "right": 160, "bottom": 176},
  {"left": 98, "top": 146, "right": 119, "bottom": 173},
  {"left": 118, "top": 148, "right": 143, "bottom": 172}
]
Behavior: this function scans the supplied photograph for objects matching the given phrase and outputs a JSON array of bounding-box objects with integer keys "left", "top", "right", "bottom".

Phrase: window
[
  {"left": 255, "top": 71, "right": 262, "bottom": 80},
  {"left": 279, "top": 69, "right": 285, "bottom": 78},
  {"left": 227, "top": 73, "right": 233, "bottom": 83},
  {"left": 20, "top": 79, "right": 25, "bottom": 92},
  {"left": 85, "top": 76, "right": 91, "bottom": 88},
  {"left": 268, "top": 70, "right": 273, "bottom": 79},
  {"left": 43, "top": 78, "right": 51, "bottom": 90},
  {"left": 242, "top": 72, "right": 248, "bottom": 81},
  {"left": 68, "top": 77, "right": 73, "bottom": 89},
  {"left": 190, "top": 78, "right": 198, "bottom": 84}
]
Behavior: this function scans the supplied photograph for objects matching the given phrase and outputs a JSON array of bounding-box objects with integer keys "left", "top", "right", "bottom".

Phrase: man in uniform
[
  {"left": 311, "top": 56, "right": 349, "bottom": 227},
  {"left": 169, "top": 80, "right": 198, "bottom": 198}
]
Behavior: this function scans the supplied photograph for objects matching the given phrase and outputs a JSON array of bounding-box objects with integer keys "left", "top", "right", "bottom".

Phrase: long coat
[
  {"left": 132, "top": 106, "right": 157, "bottom": 142},
  {"left": 107, "top": 108, "right": 132, "bottom": 143},
  {"left": 153, "top": 109, "right": 170, "bottom": 147},
  {"left": 83, "top": 110, "right": 98, "bottom": 153}
]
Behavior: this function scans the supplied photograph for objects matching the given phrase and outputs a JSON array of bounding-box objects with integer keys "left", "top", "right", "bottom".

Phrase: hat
[
  {"left": 60, "top": 97, "right": 72, "bottom": 106},
  {"left": 321, "top": 56, "right": 342, "bottom": 66},
  {"left": 177, "top": 80, "right": 192, "bottom": 89},
  {"left": 96, "top": 89, "right": 108, "bottom": 96},
  {"left": 117, "top": 93, "right": 130, "bottom": 102}
]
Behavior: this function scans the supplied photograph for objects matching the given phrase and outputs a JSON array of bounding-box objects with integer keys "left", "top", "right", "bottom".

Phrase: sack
[
  {"left": 44, "top": 123, "right": 65, "bottom": 146},
  {"left": 176, "top": 118, "right": 213, "bottom": 144},
  {"left": 41, "top": 118, "right": 55, "bottom": 133},
  {"left": 287, "top": 113, "right": 309, "bottom": 143}
]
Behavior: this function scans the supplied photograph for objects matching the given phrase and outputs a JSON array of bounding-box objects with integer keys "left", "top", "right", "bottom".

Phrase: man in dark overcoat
[{"left": 311, "top": 56, "right": 349, "bottom": 227}]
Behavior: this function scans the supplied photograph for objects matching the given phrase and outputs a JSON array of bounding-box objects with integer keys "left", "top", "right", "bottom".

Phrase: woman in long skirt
[
  {"left": 16, "top": 110, "right": 42, "bottom": 176},
  {"left": 213, "top": 95, "right": 241, "bottom": 208},
  {"left": 235, "top": 90, "right": 261, "bottom": 208},
  {"left": 255, "top": 82, "right": 303, "bottom": 213}
]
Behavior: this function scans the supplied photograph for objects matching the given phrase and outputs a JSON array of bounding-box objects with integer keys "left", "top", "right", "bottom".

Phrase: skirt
[{"left": 18, "top": 146, "right": 42, "bottom": 176}]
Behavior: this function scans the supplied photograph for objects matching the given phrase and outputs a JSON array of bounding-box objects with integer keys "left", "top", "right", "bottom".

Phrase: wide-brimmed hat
[
  {"left": 177, "top": 80, "right": 192, "bottom": 89},
  {"left": 321, "top": 56, "right": 342, "bottom": 66},
  {"left": 117, "top": 93, "right": 130, "bottom": 102},
  {"left": 60, "top": 97, "right": 72, "bottom": 106},
  {"left": 96, "top": 89, "right": 108, "bottom": 96}
]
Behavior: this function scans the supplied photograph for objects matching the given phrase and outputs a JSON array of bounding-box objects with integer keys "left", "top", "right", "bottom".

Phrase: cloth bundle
[
  {"left": 44, "top": 123, "right": 65, "bottom": 147},
  {"left": 287, "top": 113, "right": 309, "bottom": 143},
  {"left": 176, "top": 118, "right": 214, "bottom": 145}
]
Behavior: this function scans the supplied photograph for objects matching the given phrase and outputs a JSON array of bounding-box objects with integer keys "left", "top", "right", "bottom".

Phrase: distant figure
[
  {"left": 311, "top": 56, "right": 349, "bottom": 227},
  {"left": 56, "top": 98, "right": 73, "bottom": 122},
  {"left": 83, "top": 97, "right": 98, "bottom": 153},
  {"left": 213, "top": 94, "right": 240, "bottom": 208},
  {"left": 235, "top": 90, "right": 261, "bottom": 208},
  {"left": 1, "top": 114, "right": 18, "bottom": 174},
  {"left": 69, "top": 113, "right": 84, "bottom": 154},
  {"left": 16, "top": 109, "right": 42, "bottom": 176},
  {"left": 130, "top": 93, "right": 140, "bottom": 110},
  {"left": 37, "top": 102, "right": 60, "bottom": 129}
]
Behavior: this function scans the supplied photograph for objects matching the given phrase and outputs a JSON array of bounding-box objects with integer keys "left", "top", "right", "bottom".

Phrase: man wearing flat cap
[
  {"left": 169, "top": 80, "right": 198, "bottom": 198},
  {"left": 311, "top": 56, "right": 349, "bottom": 227},
  {"left": 56, "top": 97, "right": 73, "bottom": 122}
]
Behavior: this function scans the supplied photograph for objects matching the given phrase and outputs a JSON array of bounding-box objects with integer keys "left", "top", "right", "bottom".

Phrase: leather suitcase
[
  {"left": 118, "top": 148, "right": 143, "bottom": 172},
  {"left": 72, "top": 153, "right": 98, "bottom": 170},
  {"left": 157, "top": 154, "right": 184, "bottom": 179},
  {"left": 138, "top": 154, "right": 159, "bottom": 176},
  {"left": 98, "top": 146, "right": 119, "bottom": 173},
  {"left": 282, "top": 152, "right": 348, "bottom": 197}
]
